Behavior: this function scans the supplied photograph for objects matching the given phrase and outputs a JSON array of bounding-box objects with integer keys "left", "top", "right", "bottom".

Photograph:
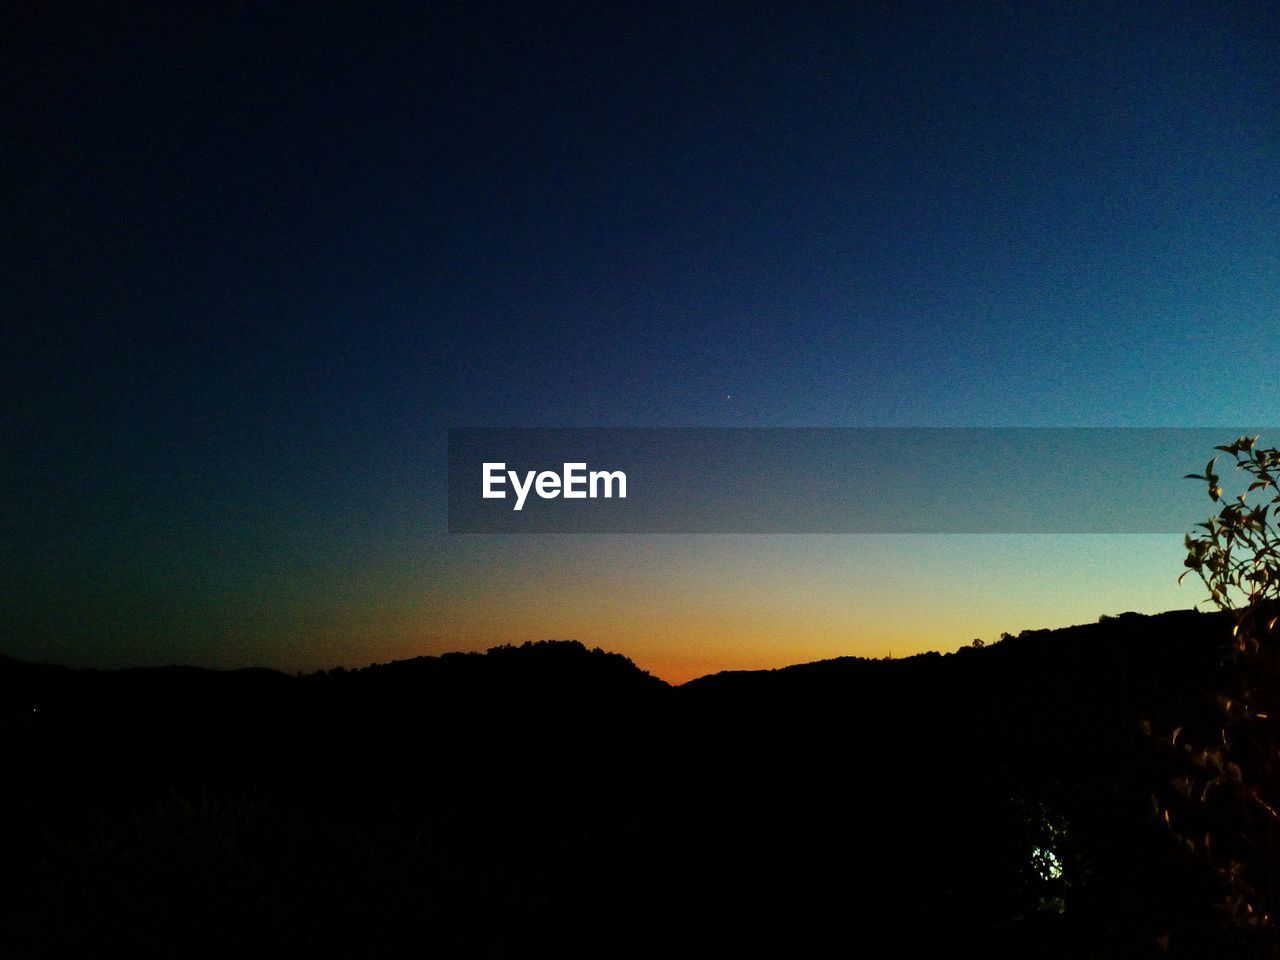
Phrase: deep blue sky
[{"left": 3, "top": 3, "right": 1278, "bottom": 675}]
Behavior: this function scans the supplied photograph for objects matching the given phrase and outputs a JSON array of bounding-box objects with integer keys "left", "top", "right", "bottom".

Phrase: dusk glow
[{"left": 6, "top": 5, "right": 1280, "bottom": 955}]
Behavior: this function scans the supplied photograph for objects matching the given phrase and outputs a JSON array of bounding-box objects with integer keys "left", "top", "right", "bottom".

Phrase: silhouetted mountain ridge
[
  {"left": 355, "top": 638, "right": 668, "bottom": 693},
  {"left": 0, "top": 609, "right": 1259, "bottom": 958}
]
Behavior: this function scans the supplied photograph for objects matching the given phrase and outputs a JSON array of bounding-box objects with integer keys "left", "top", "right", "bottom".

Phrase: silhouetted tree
[{"left": 1161, "top": 435, "right": 1280, "bottom": 925}]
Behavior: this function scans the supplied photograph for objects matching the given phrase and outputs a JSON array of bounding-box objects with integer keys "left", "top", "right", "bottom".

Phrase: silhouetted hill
[
  {"left": 684, "top": 608, "right": 1221, "bottom": 692},
  {"left": 355, "top": 638, "right": 669, "bottom": 699},
  {"left": 0, "top": 611, "right": 1264, "bottom": 958}
]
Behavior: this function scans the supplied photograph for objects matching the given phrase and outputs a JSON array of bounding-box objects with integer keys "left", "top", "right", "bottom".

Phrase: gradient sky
[{"left": 3, "top": 4, "right": 1278, "bottom": 682}]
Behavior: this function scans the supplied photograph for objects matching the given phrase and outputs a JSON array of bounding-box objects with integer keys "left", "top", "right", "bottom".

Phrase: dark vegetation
[
  {"left": 2, "top": 612, "right": 1273, "bottom": 958},
  {"left": 1163, "top": 436, "right": 1280, "bottom": 925}
]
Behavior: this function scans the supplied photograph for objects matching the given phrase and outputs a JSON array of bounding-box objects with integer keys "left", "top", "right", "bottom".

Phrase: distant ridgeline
[{"left": 1, "top": 610, "right": 1260, "bottom": 958}]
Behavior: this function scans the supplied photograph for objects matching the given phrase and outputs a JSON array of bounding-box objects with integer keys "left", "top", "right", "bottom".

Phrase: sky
[{"left": 3, "top": 3, "right": 1278, "bottom": 682}]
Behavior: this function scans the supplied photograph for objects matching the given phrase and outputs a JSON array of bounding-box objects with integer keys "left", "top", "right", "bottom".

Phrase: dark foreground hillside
[{"left": 0, "top": 610, "right": 1266, "bottom": 957}]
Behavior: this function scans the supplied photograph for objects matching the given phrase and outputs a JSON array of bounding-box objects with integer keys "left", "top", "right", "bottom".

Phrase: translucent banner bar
[{"left": 447, "top": 428, "right": 1270, "bottom": 534}]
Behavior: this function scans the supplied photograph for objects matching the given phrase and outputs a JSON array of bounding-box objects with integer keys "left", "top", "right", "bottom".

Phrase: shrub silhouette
[{"left": 1161, "top": 435, "right": 1280, "bottom": 926}]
